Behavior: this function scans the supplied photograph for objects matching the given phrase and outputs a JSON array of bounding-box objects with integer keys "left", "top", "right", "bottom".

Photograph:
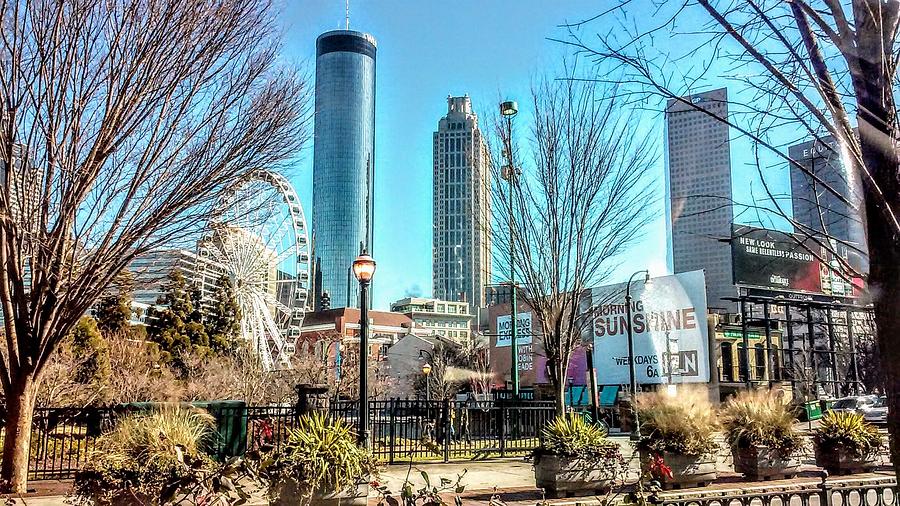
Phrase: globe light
[
  {"left": 422, "top": 363, "right": 432, "bottom": 376},
  {"left": 352, "top": 253, "right": 376, "bottom": 283}
]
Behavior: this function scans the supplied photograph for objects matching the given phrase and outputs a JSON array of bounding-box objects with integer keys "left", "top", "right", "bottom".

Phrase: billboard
[
  {"left": 495, "top": 313, "right": 535, "bottom": 376},
  {"left": 496, "top": 312, "right": 533, "bottom": 347},
  {"left": 591, "top": 270, "right": 710, "bottom": 385},
  {"left": 731, "top": 225, "right": 862, "bottom": 298}
]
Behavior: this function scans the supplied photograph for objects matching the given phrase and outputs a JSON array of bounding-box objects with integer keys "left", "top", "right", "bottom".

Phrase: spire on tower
[{"left": 345, "top": 0, "right": 350, "bottom": 30}]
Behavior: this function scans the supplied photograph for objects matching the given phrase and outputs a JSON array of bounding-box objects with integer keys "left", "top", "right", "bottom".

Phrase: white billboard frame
[{"left": 591, "top": 270, "right": 710, "bottom": 385}]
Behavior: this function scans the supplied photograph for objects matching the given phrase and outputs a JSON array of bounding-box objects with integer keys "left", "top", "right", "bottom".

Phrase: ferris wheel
[{"left": 202, "top": 169, "right": 311, "bottom": 371}]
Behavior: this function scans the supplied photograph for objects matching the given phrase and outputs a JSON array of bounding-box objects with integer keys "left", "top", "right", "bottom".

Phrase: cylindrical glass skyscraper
[{"left": 312, "top": 30, "right": 376, "bottom": 309}]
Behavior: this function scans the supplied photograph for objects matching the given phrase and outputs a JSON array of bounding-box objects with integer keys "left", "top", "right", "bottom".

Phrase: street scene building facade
[
  {"left": 129, "top": 249, "right": 223, "bottom": 309},
  {"left": 432, "top": 95, "right": 491, "bottom": 310},
  {"left": 789, "top": 135, "right": 869, "bottom": 273},
  {"left": 666, "top": 88, "right": 736, "bottom": 310},
  {"left": 312, "top": 30, "right": 377, "bottom": 309},
  {"left": 390, "top": 296, "right": 473, "bottom": 342}
]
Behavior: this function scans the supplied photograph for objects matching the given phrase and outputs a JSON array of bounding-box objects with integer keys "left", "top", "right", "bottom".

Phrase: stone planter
[
  {"left": 271, "top": 476, "right": 370, "bottom": 506},
  {"left": 814, "top": 445, "right": 876, "bottom": 475},
  {"left": 92, "top": 490, "right": 153, "bottom": 506},
  {"left": 642, "top": 451, "right": 717, "bottom": 488},
  {"left": 533, "top": 454, "right": 616, "bottom": 497},
  {"left": 732, "top": 445, "right": 801, "bottom": 480}
]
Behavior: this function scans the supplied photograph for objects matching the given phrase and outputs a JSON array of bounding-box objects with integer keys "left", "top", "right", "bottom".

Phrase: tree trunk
[
  {"left": 867, "top": 192, "right": 900, "bottom": 479},
  {"left": 548, "top": 351, "right": 568, "bottom": 416},
  {"left": 869, "top": 239, "right": 900, "bottom": 479},
  {"left": 857, "top": 97, "right": 900, "bottom": 479},
  {"left": 553, "top": 379, "right": 565, "bottom": 416},
  {"left": 1, "top": 375, "right": 36, "bottom": 493}
]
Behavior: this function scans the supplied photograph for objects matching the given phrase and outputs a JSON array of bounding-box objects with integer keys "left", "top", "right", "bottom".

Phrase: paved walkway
[{"left": 2, "top": 446, "right": 895, "bottom": 505}]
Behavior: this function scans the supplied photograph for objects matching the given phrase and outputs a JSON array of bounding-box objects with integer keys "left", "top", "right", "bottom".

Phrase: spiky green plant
[
  {"left": 73, "top": 406, "right": 217, "bottom": 505},
  {"left": 814, "top": 411, "right": 883, "bottom": 459},
  {"left": 720, "top": 389, "right": 804, "bottom": 455},
  {"left": 269, "top": 411, "right": 377, "bottom": 502},
  {"left": 534, "top": 413, "right": 626, "bottom": 474},
  {"left": 635, "top": 388, "right": 718, "bottom": 457},
  {"left": 540, "top": 413, "right": 613, "bottom": 456}
]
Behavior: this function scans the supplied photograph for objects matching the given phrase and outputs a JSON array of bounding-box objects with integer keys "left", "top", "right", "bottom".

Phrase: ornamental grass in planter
[
  {"left": 813, "top": 411, "right": 883, "bottom": 474},
  {"left": 635, "top": 389, "right": 718, "bottom": 488},
  {"left": 720, "top": 389, "right": 804, "bottom": 480},
  {"left": 73, "top": 406, "right": 229, "bottom": 505},
  {"left": 266, "top": 411, "right": 377, "bottom": 506},
  {"left": 532, "top": 413, "right": 626, "bottom": 497}
]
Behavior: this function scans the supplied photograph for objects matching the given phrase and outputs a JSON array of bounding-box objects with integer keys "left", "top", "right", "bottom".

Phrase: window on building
[
  {"left": 771, "top": 345, "right": 781, "bottom": 380},
  {"left": 754, "top": 344, "right": 766, "bottom": 381},
  {"left": 737, "top": 343, "right": 748, "bottom": 382},
  {"left": 721, "top": 342, "right": 734, "bottom": 382}
]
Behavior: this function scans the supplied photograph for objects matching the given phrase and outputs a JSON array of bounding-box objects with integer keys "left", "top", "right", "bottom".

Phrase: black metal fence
[
  {"left": 330, "top": 399, "right": 562, "bottom": 463},
  {"left": 21, "top": 399, "right": 564, "bottom": 480}
]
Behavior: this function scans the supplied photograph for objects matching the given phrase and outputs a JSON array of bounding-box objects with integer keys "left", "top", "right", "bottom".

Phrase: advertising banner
[
  {"left": 592, "top": 270, "right": 709, "bottom": 385},
  {"left": 491, "top": 311, "right": 541, "bottom": 381},
  {"left": 495, "top": 312, "right": 533, "bottom": 347},
  {"left": 731, "top": 225, "right": 861, "bottom": 297}
]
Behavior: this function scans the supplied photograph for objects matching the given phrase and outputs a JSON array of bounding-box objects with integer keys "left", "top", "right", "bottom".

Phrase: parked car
[
  {"left": 862, "top": 396, "right": 888, "bottom": 425},
  {"left": 829, "top": 395, "right": 879, "bottom": 414}
]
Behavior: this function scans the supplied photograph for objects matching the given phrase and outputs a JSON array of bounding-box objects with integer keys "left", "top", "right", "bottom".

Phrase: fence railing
[
  {"left": 330, "top": 399, "right": 561, "bottom": 463},
  {"left": 22, "top": 399, "right": 564, "bottom": 480},
  {"left": 651, "top": 473, "right": 896, "bottom": 506}
]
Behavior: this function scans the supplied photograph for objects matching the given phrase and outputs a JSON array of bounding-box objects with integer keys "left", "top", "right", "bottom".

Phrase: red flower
[{"left": 649, "top": 453, "right": 674, "bottom": 480}]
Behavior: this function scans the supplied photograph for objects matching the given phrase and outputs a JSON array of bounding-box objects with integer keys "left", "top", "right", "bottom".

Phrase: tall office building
[
  {"left": 312, "top": 30, "right": 377, "bottom": 309},
  {"left": 665, "top": 88, "right": 736, "bottom": 309},
  {"left": 432, "top": 96, "right": 491, "bottom": 310},
  {"left": 789, "top": 135, "right": 868, "bottom": 273}
]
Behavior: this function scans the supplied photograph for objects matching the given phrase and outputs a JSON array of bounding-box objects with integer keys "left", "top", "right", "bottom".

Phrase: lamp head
[
  {"left": 644, "top": 271, "right": 651, "bottom": 284},
  {"left": 500, "top": 100, "right": 518, "bottom": 117},
  {"left": 422, "top": 363, "right": 432, "bottom": 375},
  {"left": 352, "top": 253, "right": 376, "bottom": 282}
]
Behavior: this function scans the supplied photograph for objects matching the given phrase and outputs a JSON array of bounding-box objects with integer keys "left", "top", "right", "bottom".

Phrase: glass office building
[{"left": 312, "top": 30, "right": 377, "bottom": 309}]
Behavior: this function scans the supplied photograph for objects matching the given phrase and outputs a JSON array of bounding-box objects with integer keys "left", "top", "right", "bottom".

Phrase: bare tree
[
  {"left": 182, "top": 346, "right": 328, "bottom": 404},
  {"left": 489, "top": 77, "right": 657, "bottom": 414},
  {"left": 564, "top": 0, "right": 900, "bottom": 475},
  {"left": 104, "top": 337, "right": 184, "bottom": 404},
  {"left": 0, "top": 0, "right": 309, "bottom": 491}
]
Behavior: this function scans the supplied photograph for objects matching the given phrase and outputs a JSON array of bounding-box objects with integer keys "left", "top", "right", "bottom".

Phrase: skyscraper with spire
[
  {"left": 312, "top": 29, "right": 377, "bottom": 309},
  {"left": 432, "top": 95, "right": 491, "bottom": 310}
]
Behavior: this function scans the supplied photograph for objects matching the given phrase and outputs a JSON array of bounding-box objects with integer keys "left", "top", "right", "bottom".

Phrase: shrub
[
  {"left": 73, "top": 406, "right": 218, "bottom": 505},
  {"left": 267, "top": 411, "right": 377, "bottom": 502},
  {"left": 635, "top": 388, "right": 718, "bottom": 457},
  {"left": 814, "top": 411, "right": 883, "bottom": 459},
  {"left": 535, "top": 413, "right": 625, "bottom": 469},
  {"left": 720, "top": 389, "right": 804, "bottom": 455}
]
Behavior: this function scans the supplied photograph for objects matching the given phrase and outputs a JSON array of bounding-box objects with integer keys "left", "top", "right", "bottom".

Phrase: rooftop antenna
[{"left": 345, "top": 0, "right": 350, "bottom": 29}]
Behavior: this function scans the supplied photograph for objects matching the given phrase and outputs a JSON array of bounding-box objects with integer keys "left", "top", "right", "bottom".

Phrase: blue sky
[{"left": 278, "top": 1, "right": 795, "bottom": 309}]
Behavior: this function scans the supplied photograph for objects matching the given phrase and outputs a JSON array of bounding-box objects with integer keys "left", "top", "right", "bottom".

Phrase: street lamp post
[
  {"left": 423, "top": 363, "right": 432, "bottom": 401},
  {"left": 352, "top": 251, "right": 376, "bottom": 447},
  {"left": 625, "top": 269, "right": 650, "bottom": 441},
  {"left": 419, "top": 349, "right": 435, "bottom": 402},
  {"left": 500, "top": 99, "right": 519, "bottom": 397}
]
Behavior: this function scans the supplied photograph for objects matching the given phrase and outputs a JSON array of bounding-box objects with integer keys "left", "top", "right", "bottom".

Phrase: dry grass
[
  {"left": 719, "top": 389, "right": 803, "bottom": 455},
  {"left": 74, "top": 405, "right": 217, "bottom": 503},
  {"left": 635, "top": 387, "right": 718, "bottom": 456}
]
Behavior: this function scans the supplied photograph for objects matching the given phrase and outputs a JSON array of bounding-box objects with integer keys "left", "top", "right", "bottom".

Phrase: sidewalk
[
  {"left": 2, "top": 458, "right": 895, "bottom": 505},
  {"left": 375, "top": 461, "right": 897, "bottom": 505}
]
